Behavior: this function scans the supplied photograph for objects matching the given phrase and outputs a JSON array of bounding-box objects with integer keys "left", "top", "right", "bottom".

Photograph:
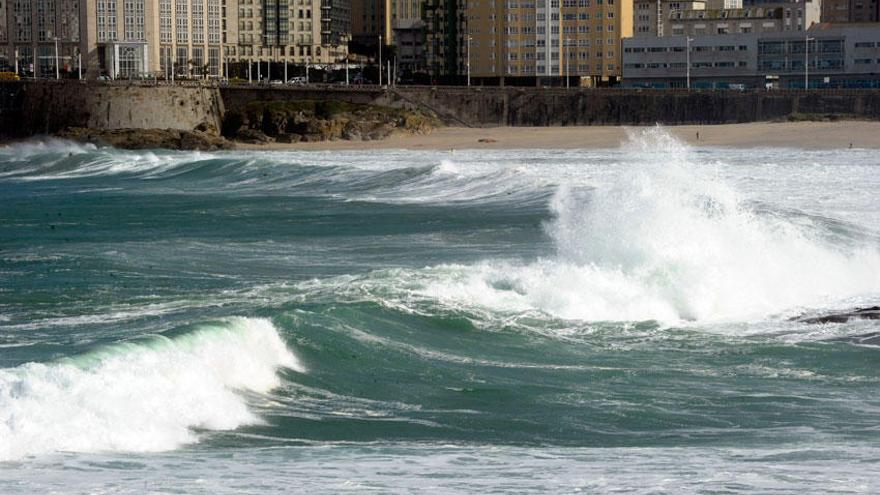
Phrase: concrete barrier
[{"left": 0, "top": 81, "right": 223, "bottom": 137}]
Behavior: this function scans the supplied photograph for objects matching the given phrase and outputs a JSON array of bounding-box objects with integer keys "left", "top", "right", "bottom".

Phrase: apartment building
[
  {"left": 236, "top": 0, "right": 348, "bottom": 66},
  {"left": 634, "top": 0, "right": 706, "bottom": 36},
  {"left": 425, "top": 0, "right": 634, "bottom": 85},
  {"left": 87, "top": 0, "right": 155, "bottom": 78},
  {"left": 351, "top": 0, "right": 424, "bottom": 50},
  {"left": 501, "top": 0, "right": 633, "bottom": 84},
  {"left": 622, "top": 23, "right": 880, "bottom": 88},
  {"left": 756, "top": 0, "right": 879, "bottom": 23},
  {"left": 0, "top": 0, "right": 83, "bottom": 77},
  {"left": 352, "top": 0, "right": 389, "bottom": 47},
  {"left": 634, "top": 0, "right": 820, "bottom": 38},
  {"left": 3, "top": 0, "right": 352, "bottom": 79},
  {"left": 0, "top": 0, "right": 242, "bottom": 79},
  {"left": 394, "top": 18, "right": 426, "bottom": 76},
  {"left": 821, "top": 0, "right": 850, "bottom": 22},
  {"left": 156, "top": 0, "right": 237, "bottom": 78},
  {"left": 424, "top": 0, "right": 465, "bottom": 79},
  {"left": 848, "top": 0, "right": 879, "bottom": 21}
]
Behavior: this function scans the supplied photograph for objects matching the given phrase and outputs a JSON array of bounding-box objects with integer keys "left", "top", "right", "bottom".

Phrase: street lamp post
[
  {"left": 805, "top": 35, "right": 814, "bottom": 90},
  {"left": 306, "top": 57, "right": 310, "bottom": 84},
  {"left": 565, "top": 38, "right": 570, "bottom": 89},
  {"left": 378, "top": 35, "right": 383, "bottom": 86},
  {"left": 467, "top": 35, "right": 471, "bottom": 87},
  {"left": 267, "top": 48, "right": 272, "bottom": 84},
  {"left": 54, "top": 36, "right": 60, "bottom": 79},
  {"left": 686, "top": 37, "right": 694, "bottom": 90},
  {"left": 345, "top": 57, "right": 349, "bottom": 85}
]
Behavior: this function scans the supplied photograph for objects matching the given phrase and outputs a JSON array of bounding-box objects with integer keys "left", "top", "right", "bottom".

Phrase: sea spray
[
  {"left": 543, "top": 128, "right": 880, "bottom": 321},
  {"left": 293, "top": 129, "right": 880, "bottom": 324},
  {"left": 0, "top": 317, "right": 301, "bottom": 461}
]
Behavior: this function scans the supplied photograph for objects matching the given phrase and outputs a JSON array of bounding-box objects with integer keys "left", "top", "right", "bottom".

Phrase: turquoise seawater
[{"left": 1, "top": 130, "right": 880, "bottom": 493}]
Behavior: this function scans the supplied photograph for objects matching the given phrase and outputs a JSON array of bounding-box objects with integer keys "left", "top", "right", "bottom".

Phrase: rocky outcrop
[
  {"left": 222, "top": 100, "right": 439, "bottom": 144},
  {"left": 794, "top": 306, "right": 880, "bottom": 325},
  {"left": 56, "top": 127, "right": 233, "bottom": 151}
]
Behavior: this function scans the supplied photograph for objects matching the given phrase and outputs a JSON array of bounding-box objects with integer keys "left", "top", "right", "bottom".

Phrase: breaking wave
[
  {"left": 0, "top": 317, "right": 301, "bottom": 461},
  {"left": 291, "top": 129, "right": 880, "bottom": 323}
]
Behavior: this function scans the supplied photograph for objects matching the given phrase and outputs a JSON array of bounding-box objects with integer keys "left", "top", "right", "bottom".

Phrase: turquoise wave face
[{"left": 1, "top": 131, "right": 879, "bottom": 491}]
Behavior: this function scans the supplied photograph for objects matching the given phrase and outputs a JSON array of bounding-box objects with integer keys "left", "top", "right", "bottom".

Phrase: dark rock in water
[
  {"left": 796, "top": 306, "right": 880, "bottom": 324},
  {"left": 57, "top": 127, "right": 232, "bottom": 151}
]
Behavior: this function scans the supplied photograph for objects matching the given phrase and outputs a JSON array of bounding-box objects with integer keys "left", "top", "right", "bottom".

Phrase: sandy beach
[{"left": 237, "top": 121, "right": 880, "bottom": 151}]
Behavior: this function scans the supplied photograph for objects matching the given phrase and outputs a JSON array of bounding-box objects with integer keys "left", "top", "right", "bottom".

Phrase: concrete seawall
[
  {"left": 390, "top": 87, "right": 880, "bottom": 126},
  {"left": 0, "top": 82, "right": 223, "bottom": 138},
  {"left": 1, "top": 82, "right": 879, "bottom": 139},
  {"left": 218, "top": 86, "right": 880, "bottom": 127}
]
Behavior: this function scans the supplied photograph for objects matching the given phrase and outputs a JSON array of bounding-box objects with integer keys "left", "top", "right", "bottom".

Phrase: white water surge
[
  {"left": 313, "top": 129, "right": 880, "bottom": 324},
  {"left": 532, "top": 129, "right": 880, "bottom": 321},
  {"left": 0, "top": 317, "right": 301, "bottom": 461}
]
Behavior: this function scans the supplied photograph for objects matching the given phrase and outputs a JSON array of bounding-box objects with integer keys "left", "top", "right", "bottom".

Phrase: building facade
[
  {"left": 156, "top": 0, "right": 237, "bottom": 78},
  {"left": 634, "top": 0, "right": 820, "bottom": 38},
  {"left": 427, "top": 0, "right": 635, "bottom": 85},
  {"left": 236, "top": 0, "right": 348, "bottom": 68},
  {"left": 622, "top": 23, "right": 880, "bottom": 88},
  {"left": 80, "top": 0, "right": 156, "bottom": 78},
  {"left": 634, "top": 0, "right": 706, "bottom": 37},
  {"left": 352, "top": 0, "right": 424, "bottom": 48},
  {"left": 820, "top": 0, "right": 851, "bottom": 22},
  {"left": 394, "top": 17, "right": 426, "bottom": 78},
  {"left": 0, "top": 0, "right": 83, "bottom": 77},
  {"left": 424, "top": 0, "right": 465, "bottom": 80},
  {"left": 1, "top": 0, "right": 350, "bottom": 79}
]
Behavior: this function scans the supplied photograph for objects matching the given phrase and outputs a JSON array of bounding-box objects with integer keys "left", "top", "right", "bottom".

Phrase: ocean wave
[
  {"left": 0, "top": 140, "right": 556, "bottom": 205},
  {"left": 284, "top": 129, "right": 880, "bottom": 325},
  {"left": 0, "top": 317, "right": 302, "bottom": 461}
]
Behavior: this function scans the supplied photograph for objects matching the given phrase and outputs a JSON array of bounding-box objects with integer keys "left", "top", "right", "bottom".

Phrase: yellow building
[
  {"left": 235, "top": 0, "right": 348, "bottom": 68},
  {"left": 463, "top": 0, "right": 633, "bottom": 84}
]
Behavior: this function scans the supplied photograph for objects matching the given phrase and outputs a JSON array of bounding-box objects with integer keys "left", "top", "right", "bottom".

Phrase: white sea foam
[
  {"left": 530, "top": 128, "right": 880, "bottom": 321},
  {"left": 0, "top": 317, "right": 301, "bottom": 461},
  {"left": 330, "top": 129, "right": 880, "bottom": 324}
]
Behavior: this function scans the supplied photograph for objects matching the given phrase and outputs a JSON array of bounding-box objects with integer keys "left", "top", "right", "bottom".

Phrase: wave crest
[{"left": 0, "top": 317, "right": 301, "bottom": 461}]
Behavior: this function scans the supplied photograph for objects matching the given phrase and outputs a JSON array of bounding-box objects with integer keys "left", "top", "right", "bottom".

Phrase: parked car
[
  {"left": 0, "top": 71, "right": 20, "bottom": 80},
  {"left": 286, "top": 76, "right": 307, "bottom": 85}
]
